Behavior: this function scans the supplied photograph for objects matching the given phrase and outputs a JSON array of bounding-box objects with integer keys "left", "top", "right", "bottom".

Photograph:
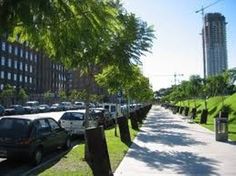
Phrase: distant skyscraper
[{"left": 204, "top": 13, "right": 228, "bottom": 76}]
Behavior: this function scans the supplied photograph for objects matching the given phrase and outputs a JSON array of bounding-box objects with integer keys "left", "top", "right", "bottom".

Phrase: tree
[
  {"left": 58, "top": 90, "right": 67, "bottom": 102},
  {"left": 17, "top": 88, "right": 28, "bottom": 104},
  {"left": 0, "top": 84, "right": 16, "bottom": 106},
  {"left": 43, "top": 90, "right": 53, "bottom": 104},
  {"left": 96, "top": 65, "right": 153, "bottom": 136}
]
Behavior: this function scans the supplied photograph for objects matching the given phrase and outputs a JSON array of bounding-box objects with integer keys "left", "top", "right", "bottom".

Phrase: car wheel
[
  {"left": 32, "top": 148, "right": 43, "bottom": 166},
  {"left": 63, "top": 138, "right": 71, "bottom": 150}
]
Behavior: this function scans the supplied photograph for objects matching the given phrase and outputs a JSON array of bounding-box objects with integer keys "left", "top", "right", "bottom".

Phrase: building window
[
  {"left": 30, "top": 52, "right": 33, "bottom": 61},
  {"left": 0, "top": 84, "right": 3, "bottom": 90},
  {"left": 1, "top": 56, "right": 5, "bottom": 66},
  {"left": 8, "top": 44, "right": 12, "bottom": 53},
  {"left": 8, "top": 58, "right": 12, "bottom": 67},
  {"left": 26, "top": 51, "right": 28, "bottom": 59},
  {"left": 30, "top": 65, "right": 33, "bottom": 73},
  {"left": 1, "top": 71, "right": 4, "bottom": 79},
  {"left": 2, "top": 42, "right": 6, "bottom": 51},
  {"left": 14, "top": 46, "right": 18, "bottom": 55},
  {"left": 14, "top": 74, "right": 17, "bottom": 81},
  {"left": 7, "top": 72, "right": 11, "bottom": 80},
  {"left": 20, "top": 48, "right": 23, "bottom": 58},
  {"left": 25, "top": 64, "right": 28, "bottom": 72},
  {"left": 20, "top": 62, "right": 23, "bottom": 70},
  {"left": 19, "top": 75, "right": 22, "bottom": 82},
  {"left": 29, "top": 77, "right": 32, "bottom": 84},
  {"left": 25, "top": 76, "right": 28, "bottom": 83},
  {"left": 14, "top": 60, "right": 17, "bottom": 69},
  {"left": 34, "top": 55, "right": 37, "bottom": 63}
]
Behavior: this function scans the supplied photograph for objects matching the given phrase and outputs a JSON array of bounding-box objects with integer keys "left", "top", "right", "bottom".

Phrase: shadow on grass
[
  {"left": 127, "top": 143, "right": 219, "bottom": 175},
  {"left": 229, "top": 131, "right": 236, "bottom": 135},
  {"left": 28, "top": 138, "right": 85, "bottom": 175},
  {"left": 228, "top": 117, "right": 236, "bottom": 123},
  {"left": 196, "top": 104, "right": 201, "bottom": 109},
  {"left": 209, "top": 107, "right": 217, "bottom": 115}
]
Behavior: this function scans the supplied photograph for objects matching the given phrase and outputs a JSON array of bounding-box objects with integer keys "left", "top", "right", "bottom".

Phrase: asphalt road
[{"left": 0, "top": 111, "right": 82, "bottom": 176}]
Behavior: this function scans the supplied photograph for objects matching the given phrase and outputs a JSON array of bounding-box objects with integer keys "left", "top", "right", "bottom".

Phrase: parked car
[
  {"left": 60, "top": 102, "right": 73, "bottom": 111},
  {"left": 23, "top": 101, "right": 39, "bottom": 114},
  {"left": 59, "top": 110, "right": 97, "bottom": 135},
  {"left": 0, "top": 116, "right": 71, "bottom": 165},
  {"left": 50, "top": 103, "right": 64, "bottom": 112},
  {"left": 38, "top": 104, "right": 50, "bottom": 113},
  {"left": 102, "top": 103, "right": 121, "bottom": 119},
  {"left": 74, "top": 101, "right": 85, "bottom": 109},
  {"left": 91, "top": 108, "right": 110, "bottom": 128},
  {"left": 4, "top": 105, "right": 25, "bottom": 115},
  {"left": 0, "top": 105, "right": 5, "bottom": 116}
]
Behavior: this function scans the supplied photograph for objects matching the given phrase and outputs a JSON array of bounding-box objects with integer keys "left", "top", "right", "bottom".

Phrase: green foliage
[
  {"left": 0, "top": 84, "right": 16, "bottom": 105},
  {"left": 68, "top": 89, "right": 88, "bottom": 102},
  {"left": 205, "top": 72, "right": 230, "bottom": 97},
  {"left": 1, "top": 0, "right": 155, "bottom": 110},
  {"left": 43, "top": 90, "right": 53, "bottom": 103},
  {"left": 17, "top": 88, "right": 28, "bottom": 103},
  {"left": 58, "top": 90, "right": 67, "bottom": 101},
  {"left": 162, "top": 71, "right": 234, "bottom": 104},
  {"left": 96, "top": 65, "right": 153, "bottom": 103}
]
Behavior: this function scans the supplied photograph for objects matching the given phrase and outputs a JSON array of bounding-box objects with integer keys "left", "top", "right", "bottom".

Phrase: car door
[
  {"left": 48, "top": 118, "right": 66, "bottom": 147},
  {"left": 36, "top": 119, "right": 55, "bottom": 151}
]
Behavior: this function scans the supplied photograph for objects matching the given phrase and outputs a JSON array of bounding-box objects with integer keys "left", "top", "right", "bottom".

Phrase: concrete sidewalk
[{"left": 114, "top": 105, "right": 236, "bottom": 176}]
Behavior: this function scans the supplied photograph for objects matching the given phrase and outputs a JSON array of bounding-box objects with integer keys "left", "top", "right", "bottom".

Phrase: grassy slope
[
  {"left": 177, "top": 93, "right": 236, "bottom": 141},
  {"left": 40, "top": 122, "right": 138, "bottom": 176}
]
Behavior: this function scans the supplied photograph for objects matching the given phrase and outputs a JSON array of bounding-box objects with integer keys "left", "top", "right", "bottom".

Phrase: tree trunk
[{"left": 84, "top": 71, "right": 93, "bottom": 162}]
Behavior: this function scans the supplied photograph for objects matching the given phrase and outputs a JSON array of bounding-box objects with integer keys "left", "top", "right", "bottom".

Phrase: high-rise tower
[{"left": 204, "top": 13, "right": 228, "bottom": 76}]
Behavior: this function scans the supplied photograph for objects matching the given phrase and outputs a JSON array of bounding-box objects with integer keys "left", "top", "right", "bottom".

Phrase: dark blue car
[{"left": 0, "top": 116, "right": 71, "bottom": 165}]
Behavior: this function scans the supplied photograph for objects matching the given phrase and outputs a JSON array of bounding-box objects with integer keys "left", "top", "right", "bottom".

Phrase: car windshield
[
  {"left": 0, "top": 118, "right": 31, "bottom": 138},
  {"left": 61, "top": 112, "right": 84, "bottom": 120}
]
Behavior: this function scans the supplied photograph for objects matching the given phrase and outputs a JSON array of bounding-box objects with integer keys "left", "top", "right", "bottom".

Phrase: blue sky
[{"left": 123, "top": 0, "right": 236, "bottom": 91}]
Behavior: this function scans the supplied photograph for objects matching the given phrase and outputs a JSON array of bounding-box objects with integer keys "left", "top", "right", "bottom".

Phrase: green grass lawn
[
  {"left": 177, "top": 93, "right": 236, "bottom": 141},
  {"left": 39, "top": 122, "right": 139, "bottom": 176}
]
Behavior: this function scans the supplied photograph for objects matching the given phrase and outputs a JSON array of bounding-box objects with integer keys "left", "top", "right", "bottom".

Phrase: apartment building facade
[
  {"left": 0, "top": 38, "right": 71, "bottom": 97},
  {"left": 204, "top": 13, "right": 228, "bottom": 76},
  {"left": 0, "top": 38, "right": 104, "bottom": 102}
]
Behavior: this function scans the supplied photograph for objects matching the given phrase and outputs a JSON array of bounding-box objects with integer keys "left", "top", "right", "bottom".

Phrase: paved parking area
[{"left": 114, "top": 105, "right": 236, "bottom": 176}]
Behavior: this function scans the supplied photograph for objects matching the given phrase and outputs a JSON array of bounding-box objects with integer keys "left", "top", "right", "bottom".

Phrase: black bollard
[
  {"left": 130, "top": 112, "right": 139, "bottom": 130},
  {"left": 117, "top": 116, "right": 131, "bottom": 146},
  {"left": 85, "top": 126, "right": 113, "bottom": 176},
  {"left": 184, "top": 107, "right": 189, "bottom": 116},
  {"left": 191, "top": 108, "right": 197, "bottom": 119},
  {"left": 179, "top": 106, "right": 184, "bottom": 114},
  {"left": 200, "top": 109, "right": 208, "bottom": 124}
]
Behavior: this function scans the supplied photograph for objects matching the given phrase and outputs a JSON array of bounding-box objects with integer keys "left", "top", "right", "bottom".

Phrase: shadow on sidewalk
[
  {"left": 136, "top": 130, "right": 206, "bottom": 147},
  {"left": 125, "top": 106, "right": 219, "bottom": 174},
  {"left": 127, "top": 143, "right": 220, "bottom": 175}
]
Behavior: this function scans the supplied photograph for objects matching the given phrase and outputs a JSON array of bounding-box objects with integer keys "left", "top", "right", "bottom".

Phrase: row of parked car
[
  {"left": 0, "top": 102, "right": 134, "bottom": 165},
  {"left": 0, "top": 101, "right": 144, "bottom": 166},
  {"left": 0, "top": 101, "right": 88, "bottom": 116}
]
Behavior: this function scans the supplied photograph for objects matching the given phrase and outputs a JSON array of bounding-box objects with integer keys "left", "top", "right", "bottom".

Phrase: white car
[
  {"left": 101, "top": 103, "right": 121, "bottom": 119},
  {"left": 59, "top": 110, "right": 97, "bottom": 135}
]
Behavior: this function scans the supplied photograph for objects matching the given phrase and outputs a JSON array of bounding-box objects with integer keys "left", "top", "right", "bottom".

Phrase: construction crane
[{"left": 195, "top": 0, "right": 223, "bottom": 79}]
